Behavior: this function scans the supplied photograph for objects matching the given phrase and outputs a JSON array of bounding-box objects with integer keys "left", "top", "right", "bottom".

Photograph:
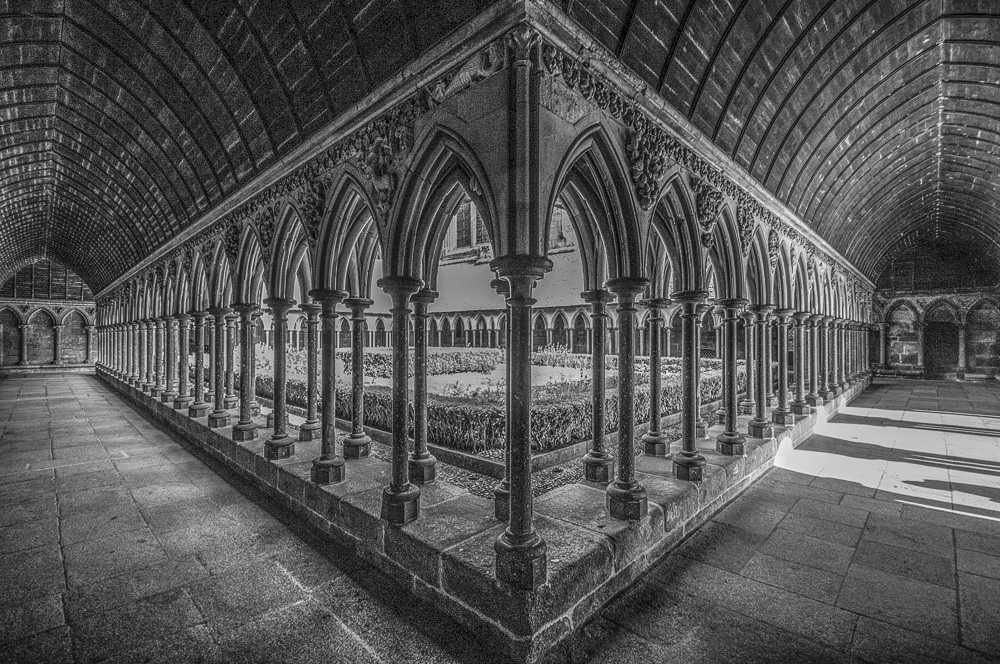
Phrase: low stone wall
[{"left": 97, "top": 366, "right": 869, "bottom": 663}]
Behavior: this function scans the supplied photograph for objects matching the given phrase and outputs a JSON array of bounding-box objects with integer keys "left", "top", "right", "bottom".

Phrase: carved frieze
[
  {"left": 693, "top": 176, "right": 723, "bottom": 248},
  {"left": 768, "top": 230, "right": 780, "bottom": 270},
  {"left": 737, "top": 205, "right": 756, "bottom": 256}
]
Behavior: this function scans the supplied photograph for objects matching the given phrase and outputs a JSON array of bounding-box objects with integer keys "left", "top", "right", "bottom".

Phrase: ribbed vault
[
  {"left": 570, "top": 0, "right": 1000, "bottom": 283},
  {"left": 0, "top": 0, "right": 492, "bottom": 292}
]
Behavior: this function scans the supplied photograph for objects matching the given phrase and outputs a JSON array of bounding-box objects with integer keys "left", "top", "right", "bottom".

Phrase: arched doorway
[
  {"left": 924, "top": 302, "right": 960, "bottom": 378},
  {"left": 0, "top": 308, "right": 21, "bottom": 365},
  {"left": 572, "top": 312, "right": 588, "bottom": 353},
  {"left": 532, "top": 315, "right": 547, "bottom": 351},
  {"left": 968, "top": 301, "right": 1000, "bottom": 375}
]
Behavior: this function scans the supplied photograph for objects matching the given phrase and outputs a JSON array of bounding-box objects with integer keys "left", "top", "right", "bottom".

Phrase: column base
[
  {"left": 408, "top": 453, "right": 437, "bottom": 484},
  {"left": 150, "top": 387, "right": 164, "bottom": 398},
  {"left": 747, "top": 419, "right": 774, "bottom": 439},
  {"left": 606, "top": 481, "right": 648, "bottom": 521},
  {"left": 250, "top": 401, "right": 261, "bottom": 417},
  {"left": 765, "top": 394, "right": 777, "bottom": 407},
  {"left": 493, "top": 481, "right": 509, "bottom": 521},
  {"left": 173, "top": 396, "right": 192, "bottom": 410},
  {"left": 695, "top": 419, "right": 708, "bottom": 439},
  {"left": 791, "top": 401, "right": 812, "bottom": 416},
  {"left": 142, "top": 382, "right": 154, "bottom": 393},
  {"left": 738, "top": 399, "right": 755, "bottom": 415},
  {"left": 343, "top": 433, "right": 371, "bottom": 459},
  {"left": 188, "top": 402, "right": 210, "bottom": 418},
  {"left": 495, "top": 532, "right": 547, "bottom": 590},
  {"left": 298, "top": 421, "right": 321, "bottom": 441},
  {"left": 673, "top": 453, "right": 706, "bottom": 482},
  {"left": 820, "top": 389, "right": 835, "bottom": 400},
  {"left": 311, "top": 456, "right": 346, "bottom": 484},
  {"left": 160, "top": 390, "right": 178, "bottom": 404},
  {"left": 582, "top": 452, "right": 614, "bottom": 483},
  {"left": 715, "top": 431, "right": 746, "bottom": 456},
  {"left": 207, "top": 411, "right": 231, "bottom": 429},
  {"left": 232, "top": 422, "right": 258, "bottom": 442},
  {"left": 223, "top": 396, "right": 238, "bottom": 409},
  {"left": 771, "top": 409, "right": 795, "bottom": 426},
  {"left": 381, "top": 483, "right": 420, "bottom": 525},
  {"left": 264, "top": 436, "right": 295, "bottom": 460},
  {"left": 266, "top": 412, "right": 274, "bottom": 429},
  {"left": 641, "top": 430, "right": 671, "bottom": 456}
]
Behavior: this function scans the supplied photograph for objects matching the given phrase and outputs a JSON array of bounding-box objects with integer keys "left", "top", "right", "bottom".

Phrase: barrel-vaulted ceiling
[
  {"left": 0, "top": 0, "right": 493, "bottom": 292},
  {"left": 3, "top": 1, "right": 999, "bottom": 294},
  {"left": 568, "top": 0, "right": 1000, "bottom": 285}
]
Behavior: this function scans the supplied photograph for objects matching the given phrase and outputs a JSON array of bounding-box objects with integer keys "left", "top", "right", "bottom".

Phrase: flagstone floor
[{"left": 2, "top": 374, "right": 998, "bottom": 663}]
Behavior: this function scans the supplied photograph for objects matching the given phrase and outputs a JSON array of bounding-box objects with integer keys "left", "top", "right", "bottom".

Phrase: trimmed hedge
[
  {"left": 336, "top": 347, "right": 503, "bottom": 379},
  {"left": 256, "top": 364, "right": 745, "bottom": 455}
]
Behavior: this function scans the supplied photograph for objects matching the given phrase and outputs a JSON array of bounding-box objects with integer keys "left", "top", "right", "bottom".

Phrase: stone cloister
[{"left": 3, "top": 1, "right": 1000, "bottom": 662}]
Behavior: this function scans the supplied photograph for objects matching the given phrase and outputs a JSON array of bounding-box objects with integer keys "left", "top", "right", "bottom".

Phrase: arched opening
[
  {"left": 440, "top": 318, "right": 452, "bottom": 347},
  {"left": 533, "top": 315, "right": 547, "bottom": 351},
  {"left": 924, "top": 303, "right": 960, "bottom": 378},
  {"left": 375, "top": 318, "right": 386, "bottom": 347},
  {"left": 572, "top": 312, "right": 588, "bottom": 353},
  {"left": 0, "top": 308, "right": 21, "bottom": 365},
  {"left": 968, "top": 301, "right": 1000, "bottom": 375},
  {"left": 552, "top": 312, "right": 568, "bottom": 349},
  {"left": 27, "top": 310, "right": 55, "bottom": 364},
  {"left": 62, "top": 311, "right": 88, "bottom": 364},
  {"left": 886, "top": 303, "right": 920, "bottom": 372},
  {"left": 454, "top": 317, "right": 466, "bottom": 347}
]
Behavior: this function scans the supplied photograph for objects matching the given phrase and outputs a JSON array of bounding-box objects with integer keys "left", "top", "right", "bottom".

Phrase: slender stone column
[
  {"left": 343, "top": 298, "right": 373, "bottom": 458},
  {"left": 673, "top": 291, "right": 709, "bottom": 481},
  {"left": 207, "top": 307, "right": 233, "bottom": 428},
  {"left": 849, "top": 324, "right": 859, "bottom": 383},
  {"left": 492, "top": 278, "right": 511, "bottom": 520},
  {"left": 878, "top": 322, "right": 887, "bottom": 369},
  {"left": 161, "top": 316, "right": 179, "bottom": 403},
  {"left": 249, "top": 309, "right": 262, "bottom": 416},
  {"left": 748, "top": 305, "right": 775, "bottom": 439},
  {"left": 805, "top": 316, "right": 822, "bottom": 405},
  {"left": 263, "top": 299, "right": 294, "bottom": 457},
  {"left": 833, "top": 320, "right": 845, "bottom": 393},
  {"left": 188, "top": 312, "right": 210, "bottom": 417},
  {"left": 84, "top": 325, "right": 95, "bottom": 365},
  {"left": 297, "top": 304, "right": 322, "bottom": 441},
  {"left": 230, "top": 304, "right": 259, "bottom": 441},
  {"left": 606, "top": 277, "right": 649, "bottom": 519},
  {"left": 695, "top": 303, "right": 712, "bottom": 438},
  {"left": 771, "top": 309, "right": 795, "bottom": 426},
  {"left": 127, "top": 323, "right": 138, "bottom": 383},
  {"left": 206, "top": 321, "right": 215, "bottom": 404},
  {"left": 17, "top": 324, "right": 29, "bottom": 366},
  {"left": 377, "top": 276, "right": 423, "bottom": 524},
  {"left": 51, "top": 325, "right": 64, "bottom": 364},
  {"left": 819, "top": 317, "right": 835, "bottom": 398},
  {"left": 410, "top": 288, "right": 438, "bottom": 484},
  {"left": 581, "top": 289, "right": 615, "bottom": 478},
  {"left": 493, "top": 257, "right": 549, "bottom": 590},
  {"left": 716, "top": 298, "right": 748, "bottom": 455},
  {"left": 764, "top": 314, "right": 776, "bottom": 407},
  {"left": 224, "top": 313, "right": 239, "bottom": 409},
  {"left": 641, "top": 297, "right": 671, "bottom": 456},
  {"left": 739, "top": 312, "right": 755, "bottom": 414},
  {"left": 664, "top": 325, "right": 672, "bottom": 358},
  {"left": 309, "top": 290, "right": 347, "bottom": 484},
  {"left": 915, "top": 321, "right": 926, "bottom": 372},
  {"left": 791, "top": 313, "right": 811, "bottom": 415},
  {"left": 151, "top": 318, "right": 166, "bottom": 397},
  {"left": 174, "top": 315, "right": 192, "bottom": 409},
  {"left": 143, "top": 320, "right": 155, "bottom": 390}
]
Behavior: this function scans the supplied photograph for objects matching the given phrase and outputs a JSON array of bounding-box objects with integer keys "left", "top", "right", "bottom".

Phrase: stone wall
[
  {"left": 0, "top": 298, "right": 95, "bottom": 367},
  {"left": 0, "top": 308, "right": 20, "bottom": 366}
]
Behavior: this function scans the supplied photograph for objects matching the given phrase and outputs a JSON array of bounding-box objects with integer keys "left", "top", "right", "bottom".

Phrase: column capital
[
  {"left": 207, "top": 306, "right": 233, "bottom": 318},
  {"left": 377, "top": 275, "right": 423, "bottom": 296},
  {"left": 793, "top": 311, "right": 812, "bottom": 322},
  {"left": 262, "top": 298, "right": 295, "bottom": 319},
  {"left": 670, "top": 289, "right": 709, "bottom": 305},
  {"left": 606, "top": 277, "right": 649, "bottom": 297},
  {"left": 52, "top": 324, "right": 64, "bottom": 330},
  {"left": 230, "top": 302, "right": 258, "bottom": 317},
  {"left": 308, "top": 288, "right": 349, "bottom": 305},
  {"left": 640, "top": 297, "right": 672, "bottom": 310},
  {"left": 410, "top": 288, "right": 439, "bottom": 306},
  {"left": 491, "top": 277, "right": 509, "bottom": 297},
  {"left": 581, "top": 289, "right": 614, "bottom": 305},
  {"left": 716, "top": 298, "right": 748, "bottom": 312},
  {"left": 18, "top": 324, "right": 29, "bottom": 331},
  {"left": 773, "top": 308, "right": 796, "bottom": 321},
  {"left": 748, "top": 303, "right": 774, "bottom": 317},
  {"left": 343, "top": 297, "right": 374, "bottom": 314},
  {"left": 189, "top": 310, "right": 210, "bottom": 320},
  {"left": 175, "top": 313, "right": 190, "bottom": 323},
  {"left": 85, "top": 325, "right": 96, "bottom": 332},
  {"left": 490, "top": 254, "right": 553, "bottom": 279},
  {"left": 299, "top": 303, "right": 322, "bottom": 318}
]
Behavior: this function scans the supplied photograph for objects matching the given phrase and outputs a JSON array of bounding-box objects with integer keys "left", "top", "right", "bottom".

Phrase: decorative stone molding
[
  {"left": 737, "top": 205, "right": 756, "bottom": 256},
  {"left": 768, "top": 230, "right": 780, "bottom": 271}
]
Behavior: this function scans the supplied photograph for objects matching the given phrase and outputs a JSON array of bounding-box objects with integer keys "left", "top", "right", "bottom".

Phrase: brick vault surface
[{"left": 1, "top": 373, "right": 999, "bottom": 663}]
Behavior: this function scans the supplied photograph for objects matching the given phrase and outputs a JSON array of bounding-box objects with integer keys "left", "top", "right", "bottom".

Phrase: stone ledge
[{"left": 96, "top": 367, "right": 869, "bottom": 663}]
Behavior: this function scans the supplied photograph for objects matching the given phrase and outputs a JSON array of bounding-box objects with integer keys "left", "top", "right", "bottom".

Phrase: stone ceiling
[
  {"left": 568, "top": 0, "right": 1000, "bottom": 284},
  {"left": 0, "top": 0, "right": 492, "bottom": 292},
  {"left": 3, "top": 0, "right": 999, "bottom": 294}
]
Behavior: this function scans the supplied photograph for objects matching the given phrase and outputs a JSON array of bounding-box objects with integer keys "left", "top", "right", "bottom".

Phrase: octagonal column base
[
  {"left": 747, "top": 419, "right": 774, "bottom": 439},
  {"left": 311, "top": 457, "right": 346, "bottom": 485},
  {"left": 673, "top": 454, "right": 706, "bottom": 482},
  {"left": 715, "top": 432, "right": 746, "bottom": 456},
  {"left": 495, "top": 534, "right": 547, "bottom": 591},
  {"left": 641, "top": 430, "right": 671, "bottom": 457},
  {"left": 771, "top": 410, "right": 795, "bottom": 426},
  {"left": 207, "top": 411, "right": 231, "bottom": 429},
  {"left": 606, "top": 482, "right": 648, "bottom": 521},
  {"left": 188, "top": 402, "right": 210, "bottom": 418},
  {"left": 264, "top": 436, "right": 294, "bottom": 460},
  {"left": 343, "top": 434, "right": 371, "bottom": 459},
  {"left": 298, "top": 421, "right": 321, "bottom": 441},
  {"left": 232, "top": 423, "right": 258, "bottom": 442},
  {"left": 381, "top": 484, "right": 420, "bottom": 525}
]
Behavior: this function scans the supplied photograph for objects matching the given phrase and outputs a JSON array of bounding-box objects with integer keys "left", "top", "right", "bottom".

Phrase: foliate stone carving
[
  {"left": 693, "top": 176, "right": 724, "bottom": 248},
  {"left": 256, "top": 206, "right": 277, "bottom": 259},
  {"left": 737, "top": 205, "right": 756, "bottom": 255},
  {"left": 222, "top": 221, "right": 241, "bottom": 269},
  {"left": 167, "top": 261, "right": 177, "bottom": 281},
  {"left": 297, "top": 178, "right": 326, "bottom": 246},
  {"left": 507, "top": 25, "right": 539, "bottom": 64},
  {"left": 627, "top": 130, "right": 668, "bottom": 210},
  {"left": 181, "top": 249, "right": 192, "bottom": 277},
  {"left": 768, "top": 230, "right": 780, "bottom": 270}
]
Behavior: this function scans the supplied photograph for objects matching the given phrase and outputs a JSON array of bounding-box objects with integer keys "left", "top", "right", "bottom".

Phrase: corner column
[
  {"left": 716, "top": 298, "right": 748, "bottom": 455},
  {"left": 188, "top": 312, "right": 210, "bottom": 417},
  {"left": 672, "top": 290, "right": 709, "bottom": 481},
  {"left": 492, "top": 255, "right": 550, "bottom": 590},
  {"left": 297, "top": 304, "right": 322, "bottom": 441},
  {"left": 231, "top": 304, "right": 259, "bottom": 442},
  {"left": 410, "top": 288, "right": 439, "bottom": 484},
  {"left": 309, "top": 289, "right": 348, "bottom": 484},
  {"left": 343, "top": 298, "right": 373, "bottom": 458},
  {"left": 263, "top": 298, "right": 295, "bottom": 457},
  {"left": 606, "top": 277, "right": 649, "bottom": 519},
  {"left": 641, "top": 297, "right": 671, "bottom": 456},
  {"left": 378, "top": 276, "right": 423, "bottom": 524}
]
